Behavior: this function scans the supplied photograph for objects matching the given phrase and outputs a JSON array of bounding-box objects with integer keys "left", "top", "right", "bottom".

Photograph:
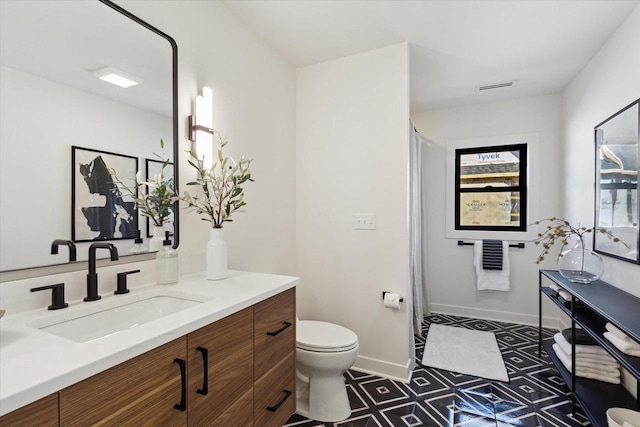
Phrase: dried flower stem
[{"left": 532, "top": 217, "right": 626, "bottom": 265}]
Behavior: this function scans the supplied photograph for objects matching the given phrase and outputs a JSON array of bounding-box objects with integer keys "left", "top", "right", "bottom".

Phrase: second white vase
[
  {"left": 206, "top": 228, "right": 228, "bottom": 280},
  {"left": 149, "top": 225, "right": 166, "bottom": 252}
]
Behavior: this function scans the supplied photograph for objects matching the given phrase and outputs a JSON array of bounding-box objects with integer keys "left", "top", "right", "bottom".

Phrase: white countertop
[{"left": 0, "top": 270, "right": 299, "bottom": 416}]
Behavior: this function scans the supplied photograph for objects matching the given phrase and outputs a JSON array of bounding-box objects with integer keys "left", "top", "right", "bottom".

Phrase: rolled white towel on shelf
[
  {"left": 552, "top": 343, "right": 621, "bottom": 384},
  {"left": 606, "top": 322, "right": 635, "bottom": 343},
  {"left": 553, "top": 332, "right": 616, "bottom": 361},
  {"left": 604, "top": 332, "right": 640, "bottom": 357},
  {"left": 549, "top": 283, "right": 561, "bottom": 292},
  {"left": 557, "top": 290, "right": 572, "bottom": 301}
]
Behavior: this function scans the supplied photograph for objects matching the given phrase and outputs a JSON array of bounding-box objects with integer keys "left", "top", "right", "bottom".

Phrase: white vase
[
  {"left": 149, "top": 225, "right": 166, "bottom": 252},
  {"left": 206, "top": 228, "right": 228, "bottom": 280}
]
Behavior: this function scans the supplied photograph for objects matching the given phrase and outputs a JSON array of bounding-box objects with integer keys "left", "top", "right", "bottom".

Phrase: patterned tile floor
[{"left": 284, "top": 314, "right": 590, "bottom": 427}]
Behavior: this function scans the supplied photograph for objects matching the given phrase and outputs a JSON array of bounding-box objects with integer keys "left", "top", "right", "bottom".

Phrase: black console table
[{"left": 538, "top": 270, "right": 640, "bottom": 427}]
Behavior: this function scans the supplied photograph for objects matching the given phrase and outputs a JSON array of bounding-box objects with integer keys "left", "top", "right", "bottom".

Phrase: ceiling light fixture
[
  {"left": 94, "top": 67, "right": 143, "bottom": 88},
  {"left": 476, "top": 81, "right": 515, "bottom": 91}
]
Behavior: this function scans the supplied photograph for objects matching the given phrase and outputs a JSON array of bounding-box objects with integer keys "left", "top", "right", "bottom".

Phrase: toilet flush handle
[{"left": 267, "top": 321, "right": 292, "bottom": 336}]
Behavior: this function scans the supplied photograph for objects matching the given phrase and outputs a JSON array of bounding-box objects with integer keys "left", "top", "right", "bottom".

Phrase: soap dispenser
[
  {"left": 129, "top": 230, "right": 149, "bottom": 254},
  {"left": 156, "top": 231, "right": 178, "bottom": 285}
]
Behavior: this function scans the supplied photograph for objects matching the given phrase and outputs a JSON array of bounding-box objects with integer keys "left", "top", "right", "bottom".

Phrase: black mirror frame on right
[{"left": 593, "top": 98, "right": 640, "bottom": 264}]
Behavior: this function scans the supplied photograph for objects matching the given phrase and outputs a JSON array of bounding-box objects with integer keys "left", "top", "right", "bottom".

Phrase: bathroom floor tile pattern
[{"left": 284, "top": 314, "right": 590, "bottom": 427}]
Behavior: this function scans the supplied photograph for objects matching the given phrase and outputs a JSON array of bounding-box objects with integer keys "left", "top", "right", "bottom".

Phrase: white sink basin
[{"left": 31, "top": 292, "right": 211, "bottom": 343}]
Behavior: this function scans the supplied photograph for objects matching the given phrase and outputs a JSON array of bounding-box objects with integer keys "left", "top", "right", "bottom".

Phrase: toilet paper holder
[{"left": 382, "top": 291, "right": 404, "bottom": 302}]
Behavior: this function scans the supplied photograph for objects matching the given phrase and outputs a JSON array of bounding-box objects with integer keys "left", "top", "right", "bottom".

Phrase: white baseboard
[
  {"left": 429, "top": 303, "right": 561, "bottom": 329},
  {"left": 352, "top": 356, "right": 412, "bottom": 384}
]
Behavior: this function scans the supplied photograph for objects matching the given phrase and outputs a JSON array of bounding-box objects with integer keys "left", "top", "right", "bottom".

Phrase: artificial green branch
[
  {"left": 178, "top": 132, "right": 254, "bottom": 228},
  {"left": 111, "top": 139, "right": 175, "bottom": 227}
]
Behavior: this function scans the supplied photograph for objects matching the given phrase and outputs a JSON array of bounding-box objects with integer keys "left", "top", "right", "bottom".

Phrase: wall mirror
[
  {"left": 0, "top": 0, "right": 178, "bottom": 274},
  {"left": 594, "top": 99, "right": 640, "bottom": 264}
]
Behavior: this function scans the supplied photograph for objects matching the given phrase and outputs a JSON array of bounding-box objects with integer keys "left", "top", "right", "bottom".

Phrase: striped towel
[{"left": 482, "top": 240, "right": 503, "bottom": 270}]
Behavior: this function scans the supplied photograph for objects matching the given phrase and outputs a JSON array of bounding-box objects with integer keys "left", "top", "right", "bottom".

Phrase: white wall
[
  {"left": 116, "top": 0, "right": 297, "bottom": 276},
  {"left": 296, "top": 44, "right": 411, "bottom": 380},
  {"left": 412, "top": 95, "right": 564, "bottom": 326},
  {"left": 0, "top": 65, "right": 171, "bottom": 271},
  {"left": 563, "top": 4, "right": 640, "bottom": 297}
]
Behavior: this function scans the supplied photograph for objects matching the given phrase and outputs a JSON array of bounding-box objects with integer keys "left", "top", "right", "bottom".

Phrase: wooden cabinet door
[
  {"left": 59, "top": 337, "right": 187, "bottom": 427},
  {"left": 0, "top": 393, "right": 58, "bottom": 427},
  {"left": 254, "top": 288, "right": 295, "bottom": 379},
  {"left": 187, "top": 307, "right": 254, "bottom": 427}
]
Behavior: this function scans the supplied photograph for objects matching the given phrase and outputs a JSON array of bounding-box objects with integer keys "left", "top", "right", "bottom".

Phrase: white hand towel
[
  {"left": 606, "top": 322, "right": 635, "bottom": 343},
  {"left": 552, "top": 342, "right": 620, "bottom": 374},
  {"left": 473, "top": 241, "right": 510, "bottom": 291},
  {"left": 573, "top": 357, "right": 620, "bottom": 372},
  {"left": 604, "top": 332, "right": 640, "bottom": 357},
  {"left": 557, "top": 290, "right": 572, "bottom": 301},
  {"left": 553, "top": 332, "right": 616, "bottom": 360},
  {"left": 552, "top": 343, "right": 620, "bottom": 384},
  {"left": 554, "top": 333, "right": 619, "bottom": 366}
]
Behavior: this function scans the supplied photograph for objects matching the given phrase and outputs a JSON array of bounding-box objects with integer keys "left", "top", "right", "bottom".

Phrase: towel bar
[{"left": 457, "top": 240, "right": 525, "bottom": 249}]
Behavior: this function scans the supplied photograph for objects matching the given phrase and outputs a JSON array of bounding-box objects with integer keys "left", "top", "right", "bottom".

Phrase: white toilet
[{"left": 295, "top": 319, "right": 359, "bottom": 422}]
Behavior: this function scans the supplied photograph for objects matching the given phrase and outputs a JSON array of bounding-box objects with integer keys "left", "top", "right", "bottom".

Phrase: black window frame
[{"left": 454, "top": 143, "right": 528, "bottom": 231}]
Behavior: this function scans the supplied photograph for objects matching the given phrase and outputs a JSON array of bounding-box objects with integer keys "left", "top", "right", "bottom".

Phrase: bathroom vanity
[{"left": 0, "top": 271, "right": 297, "bottom": 426}]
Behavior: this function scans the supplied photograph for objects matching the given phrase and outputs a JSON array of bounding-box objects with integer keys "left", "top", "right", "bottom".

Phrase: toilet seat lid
[{"left": 297, "top": 320, "right": 358, "bottom": 352}]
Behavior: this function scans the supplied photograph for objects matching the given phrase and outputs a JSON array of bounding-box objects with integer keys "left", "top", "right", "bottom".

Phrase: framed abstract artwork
[
  {"left": 72, "top": 146, "right": 138, "bottom": 242},
  {"left": 145, "top": 158, "right": 175, "bottom": 238}
]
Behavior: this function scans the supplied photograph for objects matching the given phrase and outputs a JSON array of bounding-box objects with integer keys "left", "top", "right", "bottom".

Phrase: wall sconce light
[{"left": 188, "top": 87, "right": 215, "bottom": 169}]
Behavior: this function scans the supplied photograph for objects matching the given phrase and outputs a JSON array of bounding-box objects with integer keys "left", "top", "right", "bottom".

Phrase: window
[{"left": 455, "top": 144, "right": 527, "bottom": 231}]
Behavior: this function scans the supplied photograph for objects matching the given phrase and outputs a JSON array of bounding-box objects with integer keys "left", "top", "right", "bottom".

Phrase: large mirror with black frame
[
  {"left": 0, "top": 0, "right": 178, "bottom": 273},
  {"left": 594, "top": 98, "right": 640, "bottom": 264}
]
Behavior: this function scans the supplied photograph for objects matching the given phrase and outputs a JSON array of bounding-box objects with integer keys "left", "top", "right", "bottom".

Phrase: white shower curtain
[{"left": 408, "top": 121, "right": 429, "bottom": 346}]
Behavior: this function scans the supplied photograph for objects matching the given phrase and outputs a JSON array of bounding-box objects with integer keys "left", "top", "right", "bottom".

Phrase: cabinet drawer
[
  {"left": 0, "top": 393, "right": 58, "bottom": 427},
  {"left": 59, "top": 337, "right": 188, "bottom": 426},
  {"left": 254, "top": 352, "right": 295, "bottom": 427},
  {"left": 254, "top": 288, "right": 295, "bottom": 379}
]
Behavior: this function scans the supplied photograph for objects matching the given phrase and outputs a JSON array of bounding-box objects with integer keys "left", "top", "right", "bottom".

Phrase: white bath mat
[{"left": 421, "top": 324, "right": 509, "bottom": 382}]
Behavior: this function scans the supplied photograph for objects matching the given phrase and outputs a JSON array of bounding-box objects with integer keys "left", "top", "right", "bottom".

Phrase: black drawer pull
[
  {"left": 267, "top": 389, "right": 292, "bottom": 412},
  {"left": 196, "top": 347, "right": 209, "bottom": 395},
  {"left": 174, "top": 358, "right": 187, "bottom": 411},
  {"left": 267, "top": 321, "right": 292, "bottom": 336}
]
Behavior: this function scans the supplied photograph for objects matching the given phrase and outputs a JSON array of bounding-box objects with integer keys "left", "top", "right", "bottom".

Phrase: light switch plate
[{"left": 354, "top": 214, "right": 376, "bottom": 230}]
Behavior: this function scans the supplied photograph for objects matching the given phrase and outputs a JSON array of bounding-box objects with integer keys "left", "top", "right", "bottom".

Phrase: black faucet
[
  {"left": 85, "top": 242, "right": 119, "bottom": 302},
  {"left": 51, "top": 239, "right": 77, "bottom": 262}
]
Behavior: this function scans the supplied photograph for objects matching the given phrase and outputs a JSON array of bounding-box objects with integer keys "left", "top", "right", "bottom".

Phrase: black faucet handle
[
  {"left": 115, "top": 269, "right": 141, "bottom": 295},
  {"left": 31, "top": 283, "right": 69, "bottom": 310}
]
